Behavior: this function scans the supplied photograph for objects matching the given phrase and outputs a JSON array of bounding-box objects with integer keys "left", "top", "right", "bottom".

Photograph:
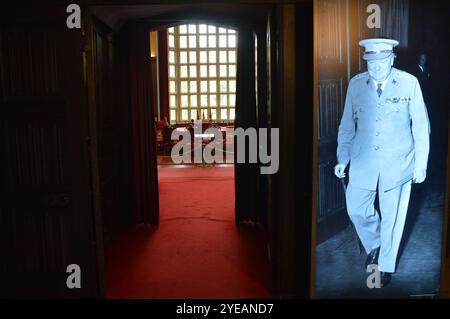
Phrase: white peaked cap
[{"left": 359, "top": 38, "right": 399, "bottom": 60}]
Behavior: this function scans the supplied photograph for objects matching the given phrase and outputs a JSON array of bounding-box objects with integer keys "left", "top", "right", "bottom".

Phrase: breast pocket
[
  {"left": 385, "top": 101, "right": 410, "bottom": 116},
  {"left": 385, "top": 97, "right": 411, "bottom": 115}
]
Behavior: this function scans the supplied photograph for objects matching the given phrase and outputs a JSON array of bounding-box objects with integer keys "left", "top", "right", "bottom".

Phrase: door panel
[
  {"left": 0, "top": 7, "right": 98, "bottom": 297},
  {"left": 317, "top": 0, "right": 349, "bottom": 243}
]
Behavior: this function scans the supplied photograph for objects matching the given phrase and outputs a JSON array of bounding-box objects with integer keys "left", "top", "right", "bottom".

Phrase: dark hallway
[{"left": 94, "top": 6, "right": 274, "bottom": 298}]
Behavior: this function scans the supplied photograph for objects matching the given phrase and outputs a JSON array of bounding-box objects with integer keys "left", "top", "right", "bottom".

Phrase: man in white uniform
[{"left": 334, "top": 38, "right": 430, "bottom": 287}]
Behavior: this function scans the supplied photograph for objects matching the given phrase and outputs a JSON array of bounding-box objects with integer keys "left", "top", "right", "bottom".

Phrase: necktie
[{"left": 377, "top": 83, "right": 383, "bottom": 97}]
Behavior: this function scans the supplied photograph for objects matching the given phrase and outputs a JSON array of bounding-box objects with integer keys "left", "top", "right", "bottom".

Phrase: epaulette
[
  {"left": 392, "top": 68, "right": 416, "bottom": 80},
  {"left": 350, "top": 71, "right": 369, "bottom": 82}
]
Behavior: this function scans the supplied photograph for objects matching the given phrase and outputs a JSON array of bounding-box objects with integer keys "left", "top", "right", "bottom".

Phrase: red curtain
[
  {"left": 127, "top": 22, "right": 159, "bottom": 226},
  {"left": 158, "top": 30, "right": 170, "bottom": 122},
  {"left": 234, "top": 27, "right": 261, "bottom": 223}
]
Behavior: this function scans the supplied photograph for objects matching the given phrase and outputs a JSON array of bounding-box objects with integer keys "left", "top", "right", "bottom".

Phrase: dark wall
[
  {"left": 270, "top": 2, "right": 314, "bottom": 297},
  {"left": 90, "top": 17, "right": 139, "bottom": 247},
  {"left": 408, "top": 0, "right": 450, "bottom": 148},
  {"left": 91, "top": 18, "right": 123, "bottom": 247},
  {"left": 408, "top": 0, "right": 450, "bottom": 260},
  {"left": 294, "top": 1, "right": 314, "bottom": 297}
]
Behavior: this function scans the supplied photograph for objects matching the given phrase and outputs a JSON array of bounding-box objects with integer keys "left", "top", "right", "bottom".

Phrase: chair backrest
[
  {"left": 162, "top": 126, "right": 173, "bottom": 142},
  {"left": 155, "top": 120, "right": 166, "bottom": 130}
]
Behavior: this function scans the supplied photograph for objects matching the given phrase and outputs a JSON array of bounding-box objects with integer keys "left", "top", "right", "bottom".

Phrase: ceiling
[{"left": 89, "top": 4, "right": 270, "bottom": 30}]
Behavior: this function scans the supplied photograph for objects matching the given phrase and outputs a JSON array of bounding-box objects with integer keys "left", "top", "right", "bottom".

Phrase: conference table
[{"left": 170, "top": 126, "right": 234, "bottom": 165}]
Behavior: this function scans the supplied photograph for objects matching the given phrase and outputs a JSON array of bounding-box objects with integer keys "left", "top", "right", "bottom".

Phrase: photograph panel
[{"left": 314, "top": 0, "right": 450, "bottom": 298}]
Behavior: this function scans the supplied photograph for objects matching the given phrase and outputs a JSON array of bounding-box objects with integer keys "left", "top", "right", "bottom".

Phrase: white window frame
[{"left": 168, "top": 24, "right": 237, "bottom": 124}]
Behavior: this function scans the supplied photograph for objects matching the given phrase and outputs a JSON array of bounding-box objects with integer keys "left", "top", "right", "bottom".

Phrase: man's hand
[
  {"left": 334, "top": 164, "right": 347, "bottom": 179},
  {"left": 413, "top": 168, "right": 427, "bottom": 184}
]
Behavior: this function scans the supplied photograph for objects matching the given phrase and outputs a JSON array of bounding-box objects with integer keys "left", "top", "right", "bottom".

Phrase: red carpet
[{"left": 105, "top": 166, "right": 271, "bottom": 299}]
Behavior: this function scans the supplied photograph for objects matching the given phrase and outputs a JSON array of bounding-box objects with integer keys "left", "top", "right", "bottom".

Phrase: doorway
[{"left": 86, "top": 6, "right": 272, "bottom": 298}]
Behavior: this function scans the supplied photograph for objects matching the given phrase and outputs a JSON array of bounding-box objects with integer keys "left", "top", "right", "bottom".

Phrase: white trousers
[{"left": 345, "top": 181, "right": 412, "bottom": 273}]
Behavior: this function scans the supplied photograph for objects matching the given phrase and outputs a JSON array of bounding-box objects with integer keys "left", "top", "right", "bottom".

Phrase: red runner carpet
[{"left": 105, "top": 166, "right": 271, "bottom": 299}]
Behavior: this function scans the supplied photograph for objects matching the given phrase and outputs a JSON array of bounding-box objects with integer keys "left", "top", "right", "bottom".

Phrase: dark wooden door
[
  {"left": 0, "top": 6, "right": 100, "bottom": 297},
  {"left": 317, "top": 0, "right": 350, "bottom": 243}
]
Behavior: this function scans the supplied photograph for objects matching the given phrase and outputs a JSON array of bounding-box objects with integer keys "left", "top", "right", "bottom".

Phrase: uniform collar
[
  {"left": 365, "top": 68, "right": 398, "bottom": 87},
  {"left": 372, "top": 77, "right": 389, "bottom": 91}
]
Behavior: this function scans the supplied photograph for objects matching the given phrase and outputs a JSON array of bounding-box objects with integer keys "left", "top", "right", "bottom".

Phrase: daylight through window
[{"left": 167, "top": 24, "right": 238, "bottom": 123}]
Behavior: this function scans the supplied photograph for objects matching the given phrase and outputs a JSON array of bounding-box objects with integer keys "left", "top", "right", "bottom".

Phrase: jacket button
[
  {"left": 374, "top": 146, "right": 380, "bottom": 150},
  {"left": 376, "top": 117, "right": 382, "bottom": 122},
  {"left": 375, "top": 132, "right": 380, "bottom": 136}
]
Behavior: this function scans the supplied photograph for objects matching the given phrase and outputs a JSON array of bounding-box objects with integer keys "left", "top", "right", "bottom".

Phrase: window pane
[
  {"left": 209, "top": 51, "right": 216, "bottom": 63},
  {"left": 220, "top": 94, "right": 227, "bottom": 106},
  {"left": 229, "top": 80, "right": 236, "bottom": 92},
  {"left": 169, "top": 24, "right": 237, "bottom": 126},
  {"left": 179, "top": 25, "right": 187, "bottom": 34},
  {"left": 229, "top": 94, "right": 236, "bottom": 106},
  {"left": 220, "top": 81, "right": 227, "bottom": 93},
  {"left": 209, "top": 80, "right": 217, "bottom": 93},
  {"left": 219, "top": 35, "right": 227, "bottom": 48},
  {"left": 199, "top": 51, "right": 208, "bottom": 63},
  {"left": 200, "top": 81, "right": 208, "bottom": 92},
  {"left": 170, "top": 95, "right": 177, "bottom": 107},
  {"left": 210, "top": 109, "right": 217, "bottom": 120},
  {"left": 201, "top": 95, "right": 208, "bottom": 107},
  {"left": 229, "top": 108, "right": 235, "bottom": 120},
  {"left": 181, "top": 95, "right": 188, "bottom": 107},
  {"left": 208, "top": 35, "right": 216, "bottom": 48},
  {"left": 190, "top": 81, "right": 197, "bottom": 93},
  {"left": 188, "top": 24, "right": 196, "bottom": 34},
  {"left": 180, "top": 36, "right": 187, "bottom": 48},
  {"left": 221, "top": 109, "right": 228, "bottom": 120},
  {"left": 199, "top": 24, "right": 207, "bottom": 33},
  {"left": 190, "top": 95, "right": 198, "bottom": 107},
  {"left": 169, "top": 65, "right": 176, "bottom": 78},
  {"left": 209, "top": 65, "right": 216, "bottom": 77},
  {"left": 169, "top": 81, "right": 176, "bottom": 93},
  {"left": 219, "top": 65, "right": 227, "bottom": 77},
  {"left": 228, "top": 51, "right": 236, "bottom": 63},
  {"left": 189, "top": 51, "right": 197, "bottom": 63},
  {"left": 199, "top": 35, "right": 207, "bottom": 48},
  {"left": 189, "top": 35, "right": 197, "bottom": 48},
  {"left": 180, "top": 51, "right": 188, "bottom": 64},
  {"left": 228, "top": 35, "right": 237, "bottom": 48},
  {"left": 180, "top": 81, "right": 188, "bottom": 93},
  {"left": 200, "top": 65, "right": 208, "bottom": 77},
  {"left": 229, "top": 65, "right": 236, "bottom": 78},
  {"left": 180, "top": 65, "right": 188, "bottom": 77},
  {"left": 219, "top": 51, "right": 227, "bottom": 63},
  {"left": 210, "top": 95, "right": 217, "bottom": 106},
  {"left": 169, "top": 35, "right": 175, "bottom": 48},
  {"left": 169, "top": 51, "right": 175, "bottom": 63},
  {"left": 189, "top": 65, "right": 197, "bottom": 78}
]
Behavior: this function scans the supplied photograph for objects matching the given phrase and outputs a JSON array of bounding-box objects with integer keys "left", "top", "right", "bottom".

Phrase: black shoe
[
  {"left": 380, "top": 272, "right": 392, "bottom": 287},
  {"left": 365, "top": 246, "right": 380, "bottom": 269}
]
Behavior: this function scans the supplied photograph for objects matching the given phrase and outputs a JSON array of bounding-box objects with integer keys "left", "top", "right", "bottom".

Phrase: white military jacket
[{"left": 337, "top": 67, "right": 430, "bottom": 191}]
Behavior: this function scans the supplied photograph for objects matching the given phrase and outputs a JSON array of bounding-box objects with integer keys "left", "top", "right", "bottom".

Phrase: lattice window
[{"left": 167, "top": 24, "right": 238, "bottom": 123}]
